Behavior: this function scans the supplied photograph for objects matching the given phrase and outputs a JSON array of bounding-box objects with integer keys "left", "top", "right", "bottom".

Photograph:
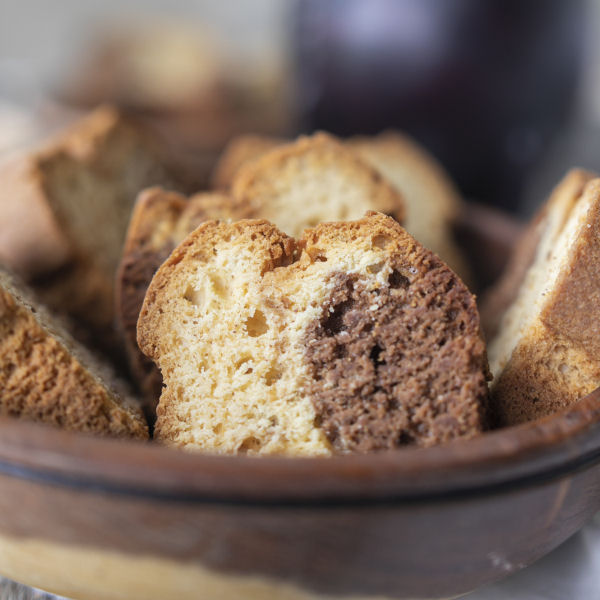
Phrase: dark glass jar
[{"left": 293, "top": 0, "right": 586, "bottom": 210}]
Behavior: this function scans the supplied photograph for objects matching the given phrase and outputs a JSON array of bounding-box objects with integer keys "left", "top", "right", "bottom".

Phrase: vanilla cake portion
[
  {"left": 0, "top": 106, "right": 173, "bottom": 279},
  {"left": 138, "top": 212, "right": 488, "bottom": 456},
  {"left": 349, "top": 132, "right": 470, "bottom": 281},
  {"left": 480, "top": 168, "right": 595, "bottom": 339},
  {"left": 489, "top": 178, "right": 600, "bottom": 426},
  {"left": 116, "top": 187, "right": 246, "bottom": 409},
  {"left": 231, "top": 133, "right": 406, "bottom": 237},
  {"left": 0, "top": 268, "right": 147, "bottom": 439},
  {"left": 0, "top": 106, "right": 176, "bottom": 347}
]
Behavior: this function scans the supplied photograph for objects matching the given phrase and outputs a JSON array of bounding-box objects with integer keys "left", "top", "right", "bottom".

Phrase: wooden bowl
[{"left": 1, "top": 206, "right": 599, "bottom": 600}]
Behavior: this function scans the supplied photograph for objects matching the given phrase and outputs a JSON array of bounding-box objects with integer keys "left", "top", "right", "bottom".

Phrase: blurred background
[{"left": 0, "top": 0, "right": 599, "bottom": 215}]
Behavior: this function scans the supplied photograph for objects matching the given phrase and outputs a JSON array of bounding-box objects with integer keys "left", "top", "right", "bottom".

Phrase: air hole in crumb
[
  {"left": 369, "top": 344, "right": 385, "bottom": 367},
  {"left": 209, "top": 273, "right": 227, "bottom": 298},
  {"left": 245, "top": 310, "right": 268, "bottom": 337},
  {"left": 238, "top": 436, "right": 261, "bottom": 453},
  {"left": 212, "top": 423, "right": 223, "bottom": 435},
  {"left": 265, "top": 365, "right": 282, "bottom": 386},
  {"left": 367, "top": 261, "right": 385, "bottom": 274},
  {"left": 184, "top": 285, "right": 203, "bottom": 306},
  {"left": 323, "top": 298, "right": 354, "bottom": 335},
  {"left": 372, "top": 234, "right": 392, "bottom": 250},
  {"left": 335, "top": 344, "right": 347, "bottom": 359},
  {"left": 307, "top": 247, "right": 327, "bottom": 262},
  {"left": 269, "top": 415, "right": 279, "bottom": 426},
  {"left": 389, "top": 270, "right": 409, "bottom": 289},
  {"left": 397, "top": 431, "right": 414, "bottom": 445}
]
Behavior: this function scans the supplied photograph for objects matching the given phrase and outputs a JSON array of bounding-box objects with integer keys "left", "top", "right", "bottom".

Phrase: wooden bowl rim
[{"left": 0, "top": 388, "right": 598, "bottom": 504}]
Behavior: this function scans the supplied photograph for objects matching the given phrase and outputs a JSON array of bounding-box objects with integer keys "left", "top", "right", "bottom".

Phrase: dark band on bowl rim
[{"left": 0, "top": 387, "right": 597, "bottom": 506}]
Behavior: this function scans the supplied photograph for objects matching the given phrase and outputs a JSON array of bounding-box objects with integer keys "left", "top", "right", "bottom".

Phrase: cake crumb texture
[
  {"left": 138, "top": 212, "right": 488, "bottom": 456},
  {"left": 0, "top": 268, "right": 147, "bottom": 439}
]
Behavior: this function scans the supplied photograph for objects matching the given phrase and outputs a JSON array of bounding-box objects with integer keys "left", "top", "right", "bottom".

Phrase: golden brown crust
[
  {"left": 211, "top": 134, "right": 284, "bottom": 189},
  {"left": 0, "top": 268, "right": 147, "bottom": 439},
  {"left": 490, "top": 326, "right": 600, "bottom": 426},
  {"left": 117, "top": 187, "right": 243, "bottom": 411},
  {"left": 121, "top": 188, "right": 190, "bottom": 257},
  {"left": 231, "top": 133, "right": 406, "bottom": 225},
  {"left": 117, "top": 189, "right": 189, "bottom": 409},
  {"left": 481, "top": 169, "right": 595, "bottom": 339},
  {"left": 541, "top": 179, "right": 600, "bottom": 360}
]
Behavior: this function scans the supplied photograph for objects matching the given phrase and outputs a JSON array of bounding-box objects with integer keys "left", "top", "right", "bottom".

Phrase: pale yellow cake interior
[
  {"left": 253, "top": 166, "right": 391, "bottom": 239},
  {"left": 488, "top": 184, "right": 595, "bottom": 380},
  {"left": 153, "top": 226, "right": 400, "bottom": 456},
  {"left": 40, "top": 120, "right": 167, "bottom": 278}
]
